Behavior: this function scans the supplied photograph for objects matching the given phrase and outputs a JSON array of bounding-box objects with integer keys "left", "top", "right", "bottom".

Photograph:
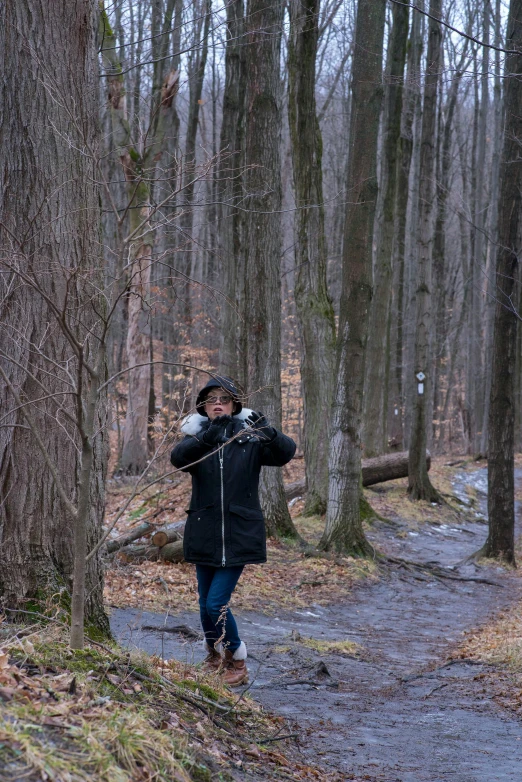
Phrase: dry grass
[{"left": 0, "top": 622, "right": 339, "bottom": 781}]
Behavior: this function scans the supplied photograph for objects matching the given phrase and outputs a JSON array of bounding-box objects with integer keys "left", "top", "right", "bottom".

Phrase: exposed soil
[{"left": 110, "top": 467, "right": 522, "bottom": 781}]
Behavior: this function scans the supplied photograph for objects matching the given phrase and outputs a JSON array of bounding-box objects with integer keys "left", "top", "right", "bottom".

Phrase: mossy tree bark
[
  {"left": 362, "top": 0, "right": 409, "bottom": 458},
  {"left": 242, "top": 0, "right": 300, "bottom": 539},
  {"left": 288, "top": 0, "right": 336, "bottom": 515},
  {"left": 0, "top": 0, "right": 108, "bottom": 635},
  {"left": 320, "top": 0, "right": 386, "bottom": 555},
  {"left": 407, "top": 0, "right": 443, "bottom": 502},
  {"left": 481, "top": 0, "right": 522, "bottom": 565}
]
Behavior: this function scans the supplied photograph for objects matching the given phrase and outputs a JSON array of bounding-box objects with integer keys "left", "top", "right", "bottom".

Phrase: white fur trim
[
  {"left": 181, "top": 409, "right": 255, "bottom": 436},
  {"left": 181, "top": 413, "right": 208, "bottom": 435},
  {"left": 232, "top": 641, "right": 247, "bottom": 661}
]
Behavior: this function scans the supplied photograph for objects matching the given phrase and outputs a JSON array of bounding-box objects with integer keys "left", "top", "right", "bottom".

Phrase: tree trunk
[
  {"left": 470, "top": 5, "right": 491, "bottom": 454},
  {"left": 432, "top": 50, "right": 468, "bottom": 449},
  {"left": 407, "top": 0, "right": 442, "bottom": 502},
  {"left": 482, "top": 0, "right": 522, "bottom": 565},
  {"left": 177, "top": 0, "right": 211, "bottom": 329},
  {"left": 160, "top": 0, "right": 183, "bottom": 417},
  {"left": 388, "top": 9, "right": 423, "bottom": 452},
  {"left": 0, "top": 0, "right": 107, "bottom": 631},
  {"left": 363, "top": 0, "right": 409, "bottom": 457},
  {"left": 320, "top": 0, "right": 386, "bottom": 555},
  {"left": 479, "top": 0, "right": 503, "bottom": 456},
  {"left": 288, "top": 0, "right": 336, "bottom": 515},
  {"left": 121, "top": 230, "right": 153, "bottom": 474},
  {"left": 218, "top": 0, "right": 246, "bottom": 382},
  {"left": 100, "top": 4, "right": 179, "bottom": 473},
  {"left": 242, "top": 0, "right": 300, "bottom": 539}
]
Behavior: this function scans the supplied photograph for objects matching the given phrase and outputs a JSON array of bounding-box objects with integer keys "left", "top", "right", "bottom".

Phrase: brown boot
[
  {"left": 201, "top": 642, "right": 223, "bottom": 672},
  {"left": 222, "top": 642, "right": 248, "bottom": 686}
]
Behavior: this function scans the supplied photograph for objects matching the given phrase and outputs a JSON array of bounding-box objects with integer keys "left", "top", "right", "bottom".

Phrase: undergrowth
[{"left": 0, "top": 621, "right": 330, "bottom": 781}]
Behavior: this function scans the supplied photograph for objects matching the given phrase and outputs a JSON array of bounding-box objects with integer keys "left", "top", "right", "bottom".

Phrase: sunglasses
[{"left": 204, "top": 395, "right": 233, "bottom": 405}]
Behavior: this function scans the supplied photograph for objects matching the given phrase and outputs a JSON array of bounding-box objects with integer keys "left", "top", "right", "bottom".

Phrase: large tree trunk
[
  {"left": 218, "top": 0, "right": 246, "bottom": 383},
  {"left": 320, "top": 0, "right": 386, "bottom": 555},
  {"left": 242, "top": 0, "right": 300, "bottom": 539},
  {"left": 288, "top": 0, "right": 336, "bottom": 515},
  {"left": 363, "top": 0, "right": 409, "bottom": 457},
  {"left": 481, "top": 0, "right": 522, "bottom": 565},
  {"left": 407, "top": 0, "right": 442, "bottom": 502},
  {"left": 0, "top": 0, "right": 107, "bottom": 630}
]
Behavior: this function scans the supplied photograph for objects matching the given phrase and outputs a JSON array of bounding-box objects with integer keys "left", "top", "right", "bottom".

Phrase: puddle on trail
[{"left": 111, "top": 467, "right": 522, "bottom": 781}]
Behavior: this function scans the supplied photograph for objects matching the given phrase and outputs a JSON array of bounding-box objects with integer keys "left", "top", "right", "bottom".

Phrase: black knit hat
[{"left": 195, "top": 375, "right": 242, "bottom": 417}]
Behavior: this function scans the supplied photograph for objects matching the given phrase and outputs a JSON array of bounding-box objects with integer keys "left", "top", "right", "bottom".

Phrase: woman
[{"left": 170, "top": 375, "right": 296, "bottom": 686}]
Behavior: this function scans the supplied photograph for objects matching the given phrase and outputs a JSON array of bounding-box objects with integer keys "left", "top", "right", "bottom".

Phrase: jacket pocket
[
  {"left": 184, "top": 505, "right": 216, "bottom": 559},
  {"left": 229, "top": 503, "right": 265, "bottom": 559}
]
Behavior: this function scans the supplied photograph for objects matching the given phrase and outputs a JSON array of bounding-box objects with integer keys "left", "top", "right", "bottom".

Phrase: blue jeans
[{"left": 196, "top": 565, "right": 244, "bottom": 654}]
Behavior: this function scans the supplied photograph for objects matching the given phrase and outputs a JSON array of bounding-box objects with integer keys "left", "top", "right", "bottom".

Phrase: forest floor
[{"left": 108, "top": 458, "right": 522, "bottom": 781}]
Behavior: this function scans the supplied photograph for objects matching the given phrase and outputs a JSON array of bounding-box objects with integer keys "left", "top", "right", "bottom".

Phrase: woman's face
[{"left": 204, "top": 388, "right": 234, "bottom": 420}]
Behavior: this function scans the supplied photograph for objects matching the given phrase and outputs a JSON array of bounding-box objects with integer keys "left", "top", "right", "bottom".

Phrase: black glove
[
  {"left": 202, "top": 415, "right": 232, "bottom": 446},
  {"left": 246, "top": 411, "right": 277, "bottom": 442}
]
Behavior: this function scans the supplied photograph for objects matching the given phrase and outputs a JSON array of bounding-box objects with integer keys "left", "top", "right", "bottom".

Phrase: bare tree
[
  {"left": 481, "top": 0, "right": 522, "bottom": 565},
  {"left": 363, "top": 0, "right": 409, "bottom": 457},
  {"left": 100, "top": 2, "right": 179, "bottom": 474},
  {"left": 320, "top": 0, "right": 386, "bottom": 554},
  {"left": 407, "top": 0, "right": 443, "bottom": 501},
  {"left": 218, "top": 0, "right": 247, "bottom": 381},
  {"left": 288, "top": 0, "right": 336, "bottom": 515},
  {"left": 0, "top": 0, "right": 107, "bottom": 638},
  {"left": 242, "top": 0, "right": 300, "bottom": 539}
]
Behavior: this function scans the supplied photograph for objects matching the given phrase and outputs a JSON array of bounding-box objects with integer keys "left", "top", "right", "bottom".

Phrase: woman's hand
[
  {"left": 202, "top": 415, "right": 233, "bottom": 446},
  {"left": 246, "top": 411, "right": 277, "bottom": 442}
]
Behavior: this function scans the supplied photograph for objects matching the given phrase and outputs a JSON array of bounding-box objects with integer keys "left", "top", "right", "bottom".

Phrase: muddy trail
[{"left": 111, "top": 467, "right": 522, "bottom": 781}]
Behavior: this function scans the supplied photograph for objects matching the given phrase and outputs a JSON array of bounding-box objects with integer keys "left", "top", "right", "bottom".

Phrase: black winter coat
[{"left": 170, "top": 409, "right": 296, "bottom": 567}]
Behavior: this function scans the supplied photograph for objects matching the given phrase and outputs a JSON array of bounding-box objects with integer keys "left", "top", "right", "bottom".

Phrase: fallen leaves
[{"left": 0, "top": 627, "right": 338, "bottom": 781}]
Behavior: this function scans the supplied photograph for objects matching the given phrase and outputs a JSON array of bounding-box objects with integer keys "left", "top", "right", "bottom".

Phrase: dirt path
[{"left": 111, "top": 468, "right": 522, "bottom": 781}]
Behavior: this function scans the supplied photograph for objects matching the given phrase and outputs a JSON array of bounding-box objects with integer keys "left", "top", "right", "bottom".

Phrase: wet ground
[{"left": 110, "top": 467, "right": 522, "bottom": 781}]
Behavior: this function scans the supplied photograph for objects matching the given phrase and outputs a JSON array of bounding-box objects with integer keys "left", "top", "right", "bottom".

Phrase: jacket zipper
[{"left": 219, "top": 449, "right": 226, "bottom": 566}]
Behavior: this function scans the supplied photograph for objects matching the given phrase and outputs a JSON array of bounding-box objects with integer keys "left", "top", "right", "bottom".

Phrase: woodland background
[{"left": 1, "top": 0, "right": 522, "bottom": 644}]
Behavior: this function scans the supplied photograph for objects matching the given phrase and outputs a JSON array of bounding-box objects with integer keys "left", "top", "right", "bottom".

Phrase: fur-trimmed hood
[{"left": 180, "top": 408, "right": 255, "bottom": 436}]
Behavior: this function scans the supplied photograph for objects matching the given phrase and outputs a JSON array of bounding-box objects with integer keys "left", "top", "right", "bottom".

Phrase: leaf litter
[{"left": 0, "top": 618, "right": 349, "bottom": 781}]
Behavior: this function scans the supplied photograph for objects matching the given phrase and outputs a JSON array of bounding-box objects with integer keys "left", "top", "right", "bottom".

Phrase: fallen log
[
  {"left": 362, "top": 450, "right": 431, "bottom": 487},
  {"left": 285, "top": 480, "right": 306, "bottom": 502},
  {"left": 151, "top": 521, "right": 186, "bottom": 548},
  {"left": 116, "top": 539, "right": 184, "bottom": 564},
  {"left": 283, "top": 450, "right": 431, "bottom": 499},
  {"left": 158, "top": 540, "right": 184, "bottom": 563},
  {"left": 106, "top": 522, "right": 154, "bottom": 554},
  {"left": 117, "top": 543, "right": 160, "bottom": 562}
]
